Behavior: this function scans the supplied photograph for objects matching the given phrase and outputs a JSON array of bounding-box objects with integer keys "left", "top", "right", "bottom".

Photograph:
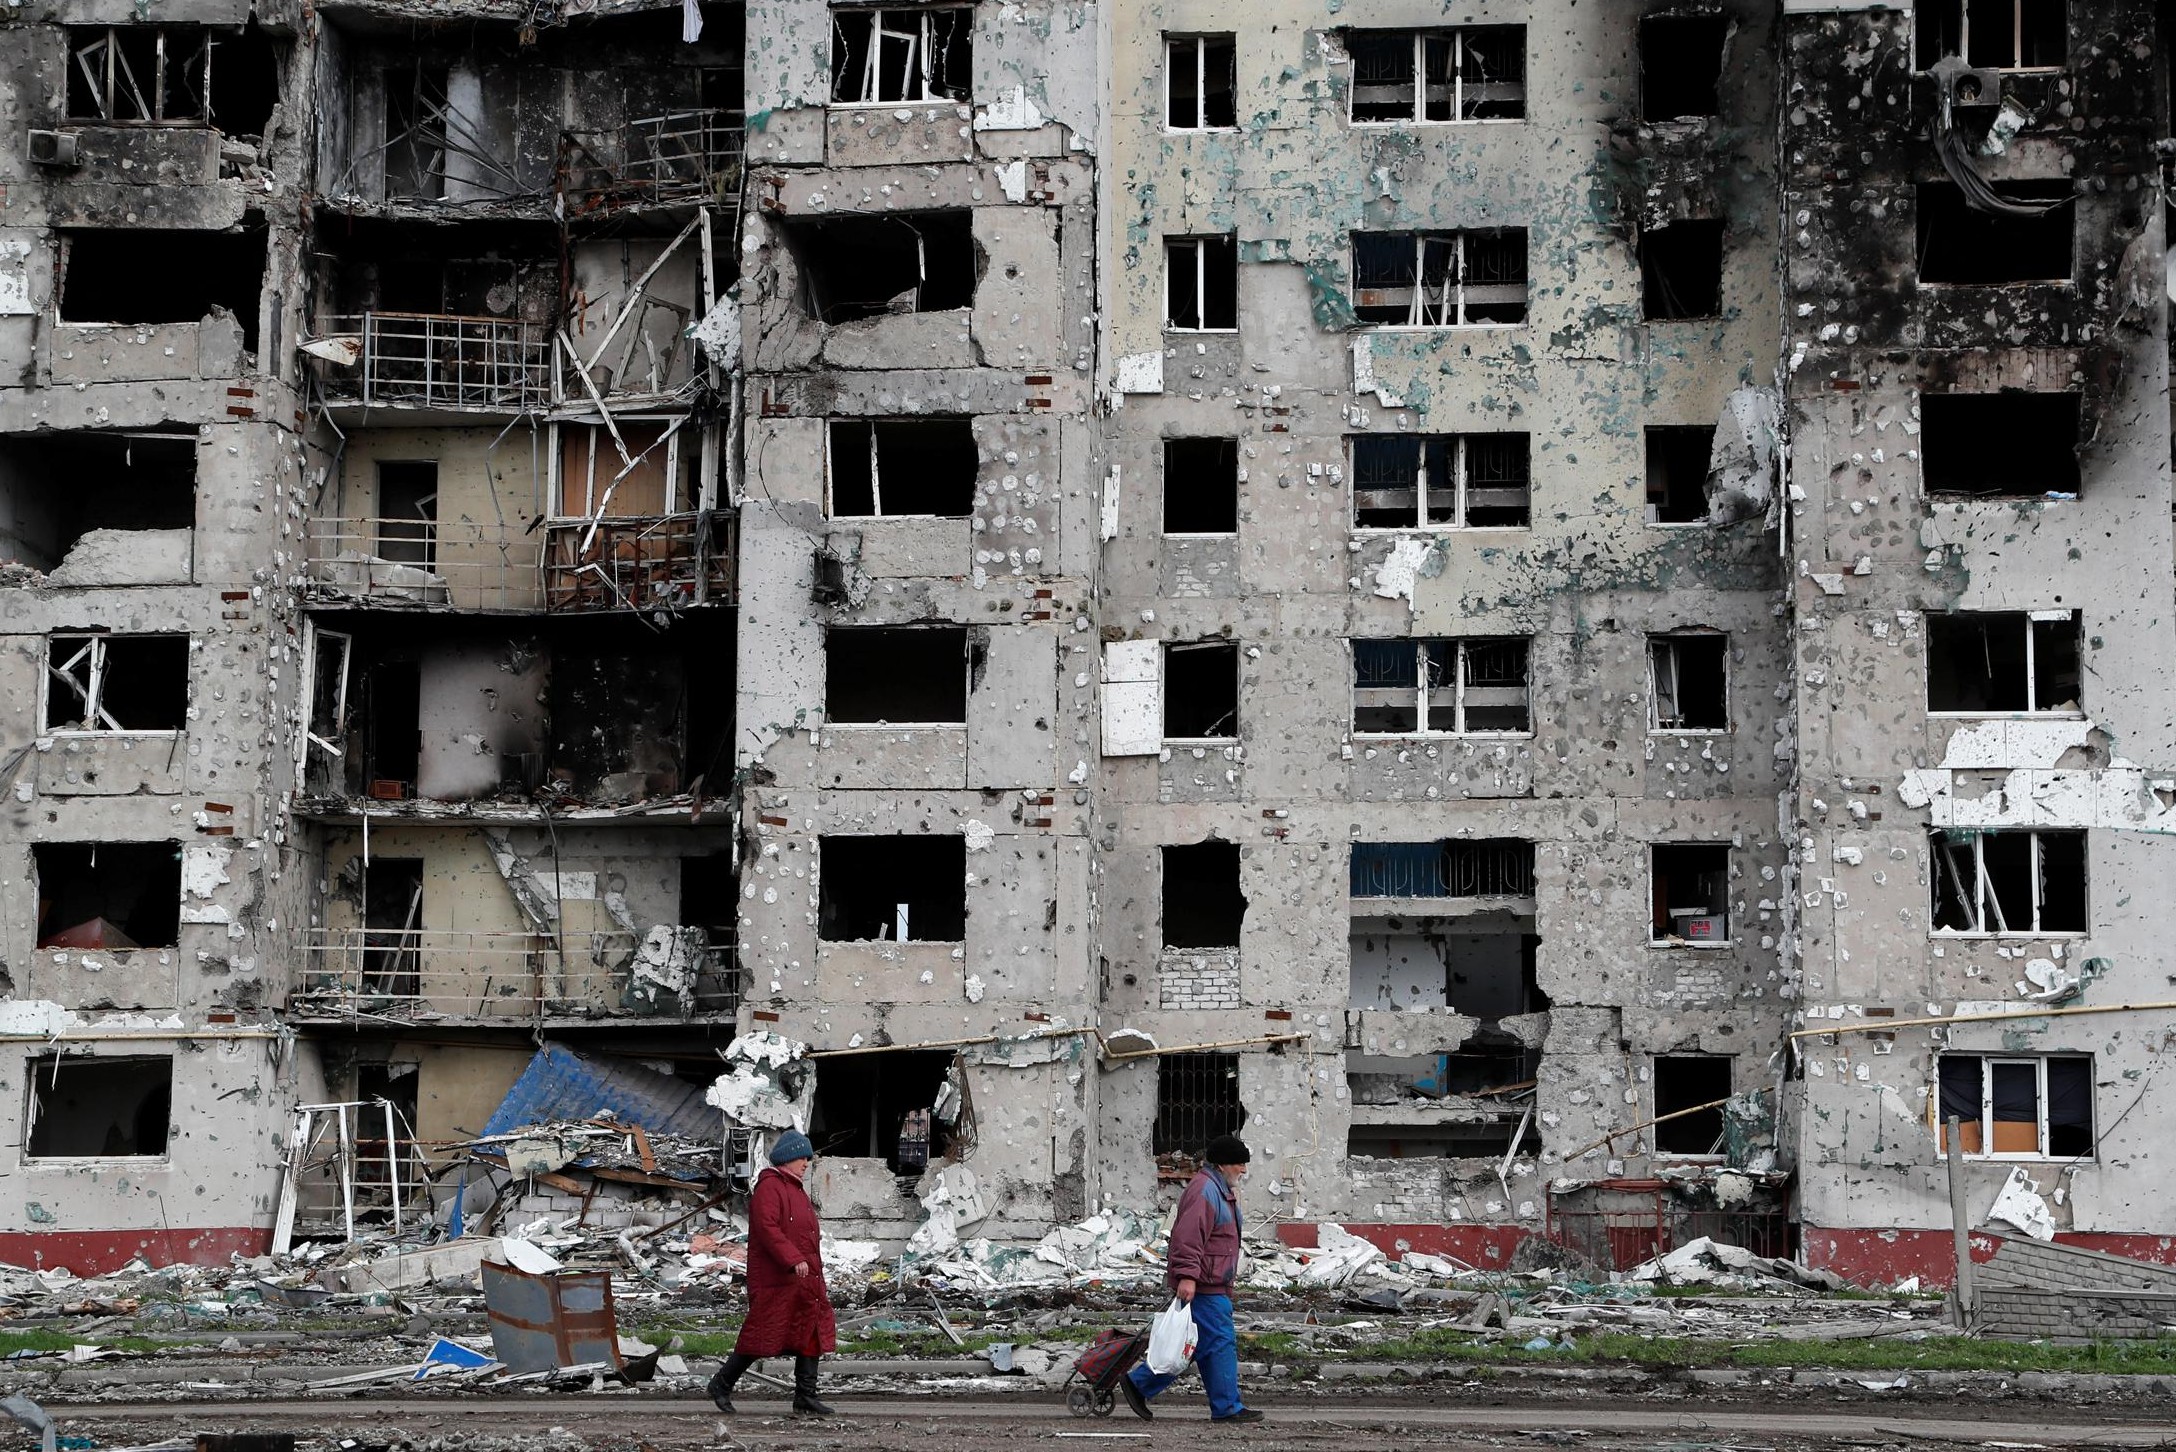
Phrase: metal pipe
[{"left": 1787, "top": 999, "right": 2176, "bottom": 1040}]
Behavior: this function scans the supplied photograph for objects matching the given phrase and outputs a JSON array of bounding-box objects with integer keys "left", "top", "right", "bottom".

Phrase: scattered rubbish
[{"left": 1626, "top": 1237, "right": 1845, "bottom": 1292}]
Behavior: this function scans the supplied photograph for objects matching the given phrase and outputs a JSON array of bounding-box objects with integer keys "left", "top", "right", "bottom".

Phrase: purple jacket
[{"left": 1166, "top": 1165, "right": 1243, "bottom": 1297}]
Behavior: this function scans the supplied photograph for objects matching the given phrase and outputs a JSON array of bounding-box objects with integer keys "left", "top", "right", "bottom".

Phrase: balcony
[
  {"left": 317, "top": 312, "right": 550, "bottom": 412},
  {"left": 559, "top": 109, "right": 745, "bottom": 218},
  {"left": 303, "top": 516, "right": 544, "bottom": 612},
  {"left": 544, "top": 511, "right": 736, "bottom": 611}
]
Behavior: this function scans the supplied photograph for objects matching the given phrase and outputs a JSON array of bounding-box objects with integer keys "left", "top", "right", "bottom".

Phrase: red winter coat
[
  {"left": 1166, "top": 1165, "right": 1243, "bottom": 1298},
  {"left": 733, "top": 1165, "right": 837, "bottom": 1357}
]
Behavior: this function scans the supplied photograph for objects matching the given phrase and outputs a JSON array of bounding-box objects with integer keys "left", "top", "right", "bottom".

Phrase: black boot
[
  {"left": 708, "top": 1352, "right": 754, "bottom": 1413},
  {"left": 792, "top": 1354, "right": 835, "bottom": 1415}
]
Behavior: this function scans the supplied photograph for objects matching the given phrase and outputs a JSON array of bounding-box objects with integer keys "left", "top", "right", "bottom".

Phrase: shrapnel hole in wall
[
  {"left": 1650, "top": 843, "right": 1729, "bottom": 943},
  {"left": 1639, "top": 218, "right": 1724, "bottom": 320},
  {"left": 827, "top": 418, "right": 978, "bottom": 517},
  {"left": 1916, "top": 182, "right": 2075, "bottom": 285},
  {"left": 1162, "top": 840, "right": 1244, "bottom": 949},
  {"left": 33, "top": 841, "right": 183, "bottom": 950},
  {"left": 46, "top": 633, "right": 189, "bottom": 732},
  {"left": 1162, "top": 437, "right": 1238, "bottom": 534},
  {"left": 1645, "top": 425, "right": 1713, "bottom": 524},
  {"left": 1919, "top": 391, "right": 2081, "bottom": 497},
  {"left": 1649, "top": 631, "right": 1729, "bottom": 731},
  {"left": 825, "top": 625, "right": 969, "bottom": 725},
  {"left": 1639, "top": 14, "right": 1729, "bottom": 122},
  {"left": 0, "top": 430, "right": 195, "bottom": 574},
  {"left": 1163, "top": 639, "right": 1239, "bottom": 740},
  {"left": 783, "top": 210, "right": 977, "bottom": 324},
  {"left": 1653, "top": 1054, "right": 1733, "bottom": 1154},
  {"left": 817, "top": 835, "right": 968, "bottom": 943},
  {"left": 25, "top": 1055, "right": 172, "bottom": 1159},
  {"left": 1925, "top": 610, "right": 2081, "bottom": 713},
  {"left": 59, "top": 225, "right": 268, "bottom": 349}
]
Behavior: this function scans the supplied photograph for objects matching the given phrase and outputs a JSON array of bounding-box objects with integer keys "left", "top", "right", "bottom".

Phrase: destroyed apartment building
[{"left": 0, "top": 0, "right": 2161, "bottom": 1287}]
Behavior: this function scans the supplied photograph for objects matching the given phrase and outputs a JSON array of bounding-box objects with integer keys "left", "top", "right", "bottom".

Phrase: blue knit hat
[{"left": 769, "top": 1129, "right": 814, "bottom": 1165}]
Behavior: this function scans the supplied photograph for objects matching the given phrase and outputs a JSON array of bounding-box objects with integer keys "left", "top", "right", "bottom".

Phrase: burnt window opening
[
  {"left": 1164, "top": 639, "right": 1239, "bottom": 740},
  {"left": 827, "top": 418, "right": 978, "bottom": 517},
  {"left": 1651, "top": 844, "right": 1729, "bottom": 944},
  {"left": 1917, "top": 183, "right": 2075, "bottom": 285},
  {"left": 1938, "top": 1054, "right": 2093, "bottom": 1158},
  {"left": 1165, "top": 236, "right": 1238, "bottom": 331},
  {"left": 33, "top": 842, "right": 182, "bottom": 951},
  {"left": 1163, "top": 437, "right": 1239, "bottom": 534},
  {"left": 826, "top": 625, "right": 970, "bottom": 725},
  {"left": 1919, "top": 392, "right": 2081, "bottom": 497},
  {"left": 783, "top": 211, "right": 977, "bottom": 324},
  {"left": 1915, "top": 0, "right": 2068, "bottom": 70},
  {"left": 1925, "top": 611, "right": 2081, "bottom": 713},
  {"left": 1640, "top": 15, "right": 1729, "bottom": 120},
  {"left": 808, "top": 1049, "right": 955, "bottom": 1172},
  {"left": 59, "top": 227, "right": 266, "bottom": 351},
  {"left": 818, "top": 835, "right": 967, "bottom": 942},
  {"left": 25, "top": 1056, "right": 171, "bottom": 1159},
  {"left": 1352, "top": 638, "right": 1530, "bottom": 735},
  {"left": 1353, "top": 230, "right": 1527, "bottom": 326},
  {"left": 1345, "top": 27, "right": 1525, "bottom": 122},
  {"left": 1153, "top": 1051, "right": 1246, "bottom": 1158},
  {"left": 359, "top": 659, "right": 422, "bottom": 794},
  {"left": 1166, "top": 34, "right": 1237, "bottom": 129},
  {"left": 45, "top": 633, "right": 189, "bottom": 732},
  {"left": 1348, "top": 1117, "right": 1542, "bottom": 1160},
  {"left": 831, "top": 7, "right": 972, "bottom": 104},
  {"left": 1646, "top": 426, "right": 1712, "bottom": 524},
  {"left": 1351, "top": 839, "right": 1535, "bottom": 900},
  {"left": 1930, "top": 829, "right": 2087, "bottom": 936},
  {"left": 1640, "top": 219, "right": 1724, "bottom": 320},
  {"left": 1163, "top": 840, "right": 1245, "bottom": 949},
  {"left": 64, "top": 24, "right": 279, "bottom": 133},
  {"left": 1653, "top": 1055, "right": 1733, "bottom": 1155},
  {"left": 0, "top": 430, "right": 196, "bottom": 573},
  {"left": 1351, "top": 433, "right": 1530, "bottom": 528},
  {"left": 384, "top": 63, "right": 453, "bottom": 201},
  {"left": 374, "top": 461, "right": 438, "bottom": 569},
  {"left": 1649, "top": 632, "right": 1729, "bottom": 731}
]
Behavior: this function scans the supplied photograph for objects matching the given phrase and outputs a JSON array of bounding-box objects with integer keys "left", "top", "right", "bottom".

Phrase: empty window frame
[
  {"left": 1925, "top": 611, "right": 2081, "bottom": 714},
  {"left": 1163, "top": 438, "right": 1239, "bottom": 534},
  {"left": 1351, "top": 434, "right": 1530, "bottom": 529},
  {"left": 33, "top": 841, "right": 182, "bottom": 950},
  {"left": 830, "top": 7, "right": 972, "bottom": 105},
  {"left": 1165, "top": 34, "right": 1237, "bottom": 129},
  {"left": 827, "top": 418, "right": 978, "bottom": 517},
  {"left": 1163, "top": 840, "right": 1245, "bottom": 948},
  {"left": 1938, "top": 1054, "right": 2092, "bottom": 1158},
  {"left": 1345, "top": 27, "right": 1525, "bottom": 123},
  {"left": 1350, "top": 839, "right": 1536, "bottom": 899},
  {"left": 1929, "top": 829, "right": 2087, "bottom": 936},
  {"left": 807, "top": 1049, "right": 955, "bottom": 1170},
  {"left": 1640, "top": 219, "right": 1725, "bottom": 320},
  {"left": 783, "top": 210, "right": 977, "bottom": 324},
  {"left": 1165, "top": 236, "right": 1238, "bottom": 331},
  {"left": 826, "top": 625, "right": 969, "bottom": 725},
  {"left": 1640, "top": 14, "right": 1729, "bottom": 121},
  {"left": 1152, "top": 1051, "right": 1246, "bottom": 1157},
  {"left": 1646, "top": 426, "right": 1712, "bottom": 524},
  {"left": 1920, "top": 392, "right": 2081, "bottom": 498},
  {"left": 1164, "top": 639, "right": 1239, "bottom": 740},
  {"left": 1653, "top": 1055, "right": 1732, "bottom": 1155},
  {"left": 1917, "top": 183, "right": 2075, "bottom": 285},
  {"left": 1351, "top": 638, "right": 1530, "bottom": 735},
  {"left": 65, "top": 26, "right": 209, "bottom": 123},
  {"left": 1914, "top": 0, "right": 2068, "bottom": 70},
  {"left": 1353, "top": 230, "right": 1528, "bottom": 327},
  {"left": 0, "top": 430, "right": 197, "bottom": 573},
  {"left": 59, "top": 227, "right": 268, "bottom": 348},
  {"left": 374, "top": 460, "right": 438, "bottom": 568},
  {"left": 45, "top": 634, "right": 189, "bottom": 732},
  {"left": 25, "top": 1056, "right": 172, "bottom": 1159},
  {"left": 1649, "top": 632, "right": 1729, "bottom": 731},
  {"left": 1651, "top": 844, "right": 1729, "bottom": 944},
  {"left": 817, "top": 835, "right": 968, "bottom": 942}
]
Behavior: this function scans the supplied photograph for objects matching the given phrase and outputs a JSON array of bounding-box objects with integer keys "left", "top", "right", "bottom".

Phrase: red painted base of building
[
  {"left": 1276, "top": 1221, "right": 1537, "bottom": 1268},
  {"left": 1802, "top": 1225, "right": 2176, "bottom": 1287},
  {"left": 0, "top": 1227, "right": 270, "bottom": 1275}
]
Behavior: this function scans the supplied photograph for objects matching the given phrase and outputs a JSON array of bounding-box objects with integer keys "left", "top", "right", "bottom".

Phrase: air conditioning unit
[
  {"left": 26, "top": 129, "right": 78, "bottom": 168},
  {"left": 1947, "top": 67, "right": 2004, "bottom": 106}
]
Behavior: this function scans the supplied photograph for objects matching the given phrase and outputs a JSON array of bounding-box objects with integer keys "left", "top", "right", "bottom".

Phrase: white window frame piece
[
  {"left": 69, "top": 26, "right": 212, "bottom": 126},
  {"left": 1164, "top": 236, "right": 1237, "bottom": 333},
  {"left": 44, "top": 634, "right": 184, "bottom": 736},
  {"left": 831, "top": 7, "right": 972, "bottom": 107},
  {"left": 1346, "top": 27, "right": 1525, "bottom": 126},
  {"left": 1648, "top": 631, "right": 1729, "bottom": 734},
  {"left": 1929, "top": 829, "right": 2087, "bottom": 938},
  {"left": 1351, "top": 638, "right": 1531, "bottom": 738},
  {"left": 1349, "top": 433, "right": 1530, "bottom": 530},
  {"left": 299, "top": 623, "right": 353, "bottom": 773},
  {"left": 551, "top": 417, "right": 688, "bottom": 522},
  {"left": 1649, "top": 843, "right": 1731, "bottom": 947},
  {"left": 1925, "top": 610, "right": 2082, "bottom": 718},
  {"left": 1164, "top": 34, "right": 1237, "bottom": 132},
  {"left": 1940, "top": 1054, "right": 2094, "bottom": 1162},
  {"left": 1101, "top": 639, "right": 1161, "bottom": 757},
  {"left": 1353, "top": 231, "right": 1526, "bottom": 329}
]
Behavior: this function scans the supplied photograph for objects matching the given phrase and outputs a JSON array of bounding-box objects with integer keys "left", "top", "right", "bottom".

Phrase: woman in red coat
[{"left": 706, "top": 1130, "right": 837, "bottom": 1415}]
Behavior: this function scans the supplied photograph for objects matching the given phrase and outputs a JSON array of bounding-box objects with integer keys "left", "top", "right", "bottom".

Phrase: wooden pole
[{"left": 1947, "top": 1116, "right": 1976, "bottom": 1330}]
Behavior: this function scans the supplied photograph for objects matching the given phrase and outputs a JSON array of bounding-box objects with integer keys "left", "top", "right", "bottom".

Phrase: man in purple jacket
[{"left": 1119, "top": 1134, "right": 1263, "bottom": 1424}]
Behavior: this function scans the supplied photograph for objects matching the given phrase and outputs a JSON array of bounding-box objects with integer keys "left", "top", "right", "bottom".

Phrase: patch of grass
[{"left": 0, "top": 1329, "right": 176, "bottom": 1356}]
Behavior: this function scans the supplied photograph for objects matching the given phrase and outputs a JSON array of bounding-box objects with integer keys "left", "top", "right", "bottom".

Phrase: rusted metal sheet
[{"left": 481, "top": 1259, "right": 623, "bottom": 1374}]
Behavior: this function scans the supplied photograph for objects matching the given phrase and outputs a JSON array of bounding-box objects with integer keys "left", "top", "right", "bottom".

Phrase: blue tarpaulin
[{"left": 480, "top": 1042, "right": 717, "bottom": 1141}]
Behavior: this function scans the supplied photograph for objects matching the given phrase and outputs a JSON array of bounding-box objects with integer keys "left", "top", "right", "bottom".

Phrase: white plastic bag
[{"left": 1144, "top": 1296, "right": 1197, "bottom": 1375}]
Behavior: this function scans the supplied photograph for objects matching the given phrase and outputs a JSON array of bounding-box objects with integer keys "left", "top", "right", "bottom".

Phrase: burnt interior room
[
  {"left": 1640, "top": 14, "right": 1728, "bottom": 121},
  {"left": 319, "top": 216, "right": 558, "bottom": 319},
  {"left": 817, "top": 835, "right": 968, "bottom": 942},
  {"left": 63, "top": 22, "right": 282, "bottom": 136},
  {"left": 1918, "top": 391, "right": 2081, "bottom": 496},
  {"left": 26, "top": 1056, "right": 172, "bottom": 1159},
  {"left": 1162, "top": 839, "right": 1246, "bottom": 949},
  {"left": 0, "top": 430, "right": 196, "bottom": 571},
  {"left": 1916, "top": 182, "right": 2075, "bottom": 285},
  {"left": 59, "top": 225, "right": 267, "bottom": 347},
  {"left": 34, "top": 841, "right": 183, "bottom": 950},
  {"left": 826, "top": 624, "right": 972, "bottom": 724},
  {"left": 827, "top": 418, "right": 979, "bottom": 517},
  {"left": 807, "top": 1050, "right": 954, "bottom": 1171},
  {"left": 783, "top": 210, "right": 978, "bottom": 323}
]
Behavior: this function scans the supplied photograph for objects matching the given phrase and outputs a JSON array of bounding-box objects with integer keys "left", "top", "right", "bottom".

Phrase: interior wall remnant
[
  {"left": 817, "top": 835, "right": 967, "bottom": 942},
  {"left": 25, "top": 1056, "right": 172, "bottom": 1159},
  {"left": 33, "top": 841, "right": 183, "bottom": 949}
]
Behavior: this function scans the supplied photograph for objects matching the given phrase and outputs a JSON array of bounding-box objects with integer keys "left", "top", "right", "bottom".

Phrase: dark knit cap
[
  {"left": 769, "top": 1129, "right": 814, "bottom": 1164},
  {"left": 1205, "top": 1133, "right": 1250, "bottom": 1165}
]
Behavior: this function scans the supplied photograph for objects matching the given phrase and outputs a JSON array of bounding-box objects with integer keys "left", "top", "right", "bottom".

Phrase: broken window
[
  {"left": 808, "top": 1049, "right": 956, "bottom": 1172},
  {"left": 1640, "top": 14, "right": 1729, "bottom": 121},
  {"left": 65, "top": 26, "right": 209, "bottom": 123},
  {"left": 557, "top": 420, "right": 691, "bottom": 519},
  {"left": 1651, "top": 844, "right": 1729, "bottom": 944},
  {"left": 1646, "top": 426, "right": 1712, "bottom": 524},
  {"left": 33, "top": 842, "right": 182, "bottom": 950},
  {"left": 1640, "top": 219, "right": 1724, "bottom": 320},
  {"left": 1929, "top": 829, "right": 2087, "bottom": 936},
  {"left": 1164, "top": 236, "right": 1238, "bottom": 331},
  {"left": 827, "top": 625, "right": 970, "bottom": 725},
  {"left": 1352, "top": 230, "right": 1527, "bottom": 326},
  {"left": 303, "top": 626, "right": 351, "bottom": 776},
  {"left": 25, "top": 1056, "right": 171, "bottom": 1159},
  {"left": 818, "top": 835, "right": 967, "bottom": 942},
  {"left": 1163, "top": 438, "right": 1239, "bottom": 534},
  {"left": 831, "top": 7, "right": 972, "bottom": 104},
  {"left": 0, "top": 430, "right": 196, "bottom": 573},
  {"left": 361, "top": 857, "right": 422, "bottom": 999},
  {"left": 383, "top": 63, "right": 452, "bottom": 201},
  {"left": 1919, "top": 392, "right": 2081, "bottom": 497},
  {"left": 1163, "top": 840, "right": 1245, "bottom": 948},
  {"left": 1351, "top": 638, "right": 1529, "bottom": 736},
  {"left": 1939, "top": 1054, "right": 2093, "bottom": 1158},
  {"left": 1648, "top": 632, "right": 1729, "bottom": 731},
  {"left": 1917, "top": 183, "right": 2075, "bottom": 285},
  {"left": 374, "top": 461, "right": 438, "bottom": 568},
  {"left": 59, "top": 226, "right": 267, "bottom": 351},
  {"left": 783, "top": 211, "right": 977, "bottom": 324},
  {"left": 1164, "top": 639, "right": 1239, "bottom": 740},
  {"left": 1915, "top": 0, "right": 2068, "bottom": 69},
  {"left": 1652, "top": 1055, "right": 1732, "bottom": 1155},
  {"left": 1345, "top": 27, "right": 1525, "bottom": 122},
  {"left": 1350, "top": 433, "right": 1530, "bottom": 528},
  {"left": 45, "top": 634, "right": 189, "bottom": 732},
  {"left": 827, "top": 418, "right": 978, "bottom": 517},
  {"left": 1350, "top": 840, "right": 1535, "bottom": 900},
  {"left": 1925, "top": 611, "right": 2081, "bottom": 713},
  {"left": 1166, "top": 34, "right": 1237, "bottom": 129},
  {"left": 1152, "top": 1052, "right": 1246, "bottom": 1158}
]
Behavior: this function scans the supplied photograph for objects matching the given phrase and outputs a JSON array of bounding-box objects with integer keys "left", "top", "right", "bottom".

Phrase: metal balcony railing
[
  {"left": 559, "top": 109, "right": 745, "bottom": 215},
  {"left": 288, "top": 928, "right": 739, "bottom": 1024},
  {"left": 302, "top": 516, "right": 546, "bottom": 611},
  {"left": 543, "top": 510, "right": 736, "bottom": 612},
  {"left": 320, "top": 312, "right": 550, "bottom": 411}
]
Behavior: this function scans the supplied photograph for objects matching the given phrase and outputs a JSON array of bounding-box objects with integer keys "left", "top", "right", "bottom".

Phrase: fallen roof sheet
[{"left": 482, "top": 1042, "right": 717, "bottom": 1142}]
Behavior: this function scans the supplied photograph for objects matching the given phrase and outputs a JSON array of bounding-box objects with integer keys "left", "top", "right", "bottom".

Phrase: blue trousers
[{"left": 1128, "top": 1292, "right": 1245, "bottom": 1419}]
